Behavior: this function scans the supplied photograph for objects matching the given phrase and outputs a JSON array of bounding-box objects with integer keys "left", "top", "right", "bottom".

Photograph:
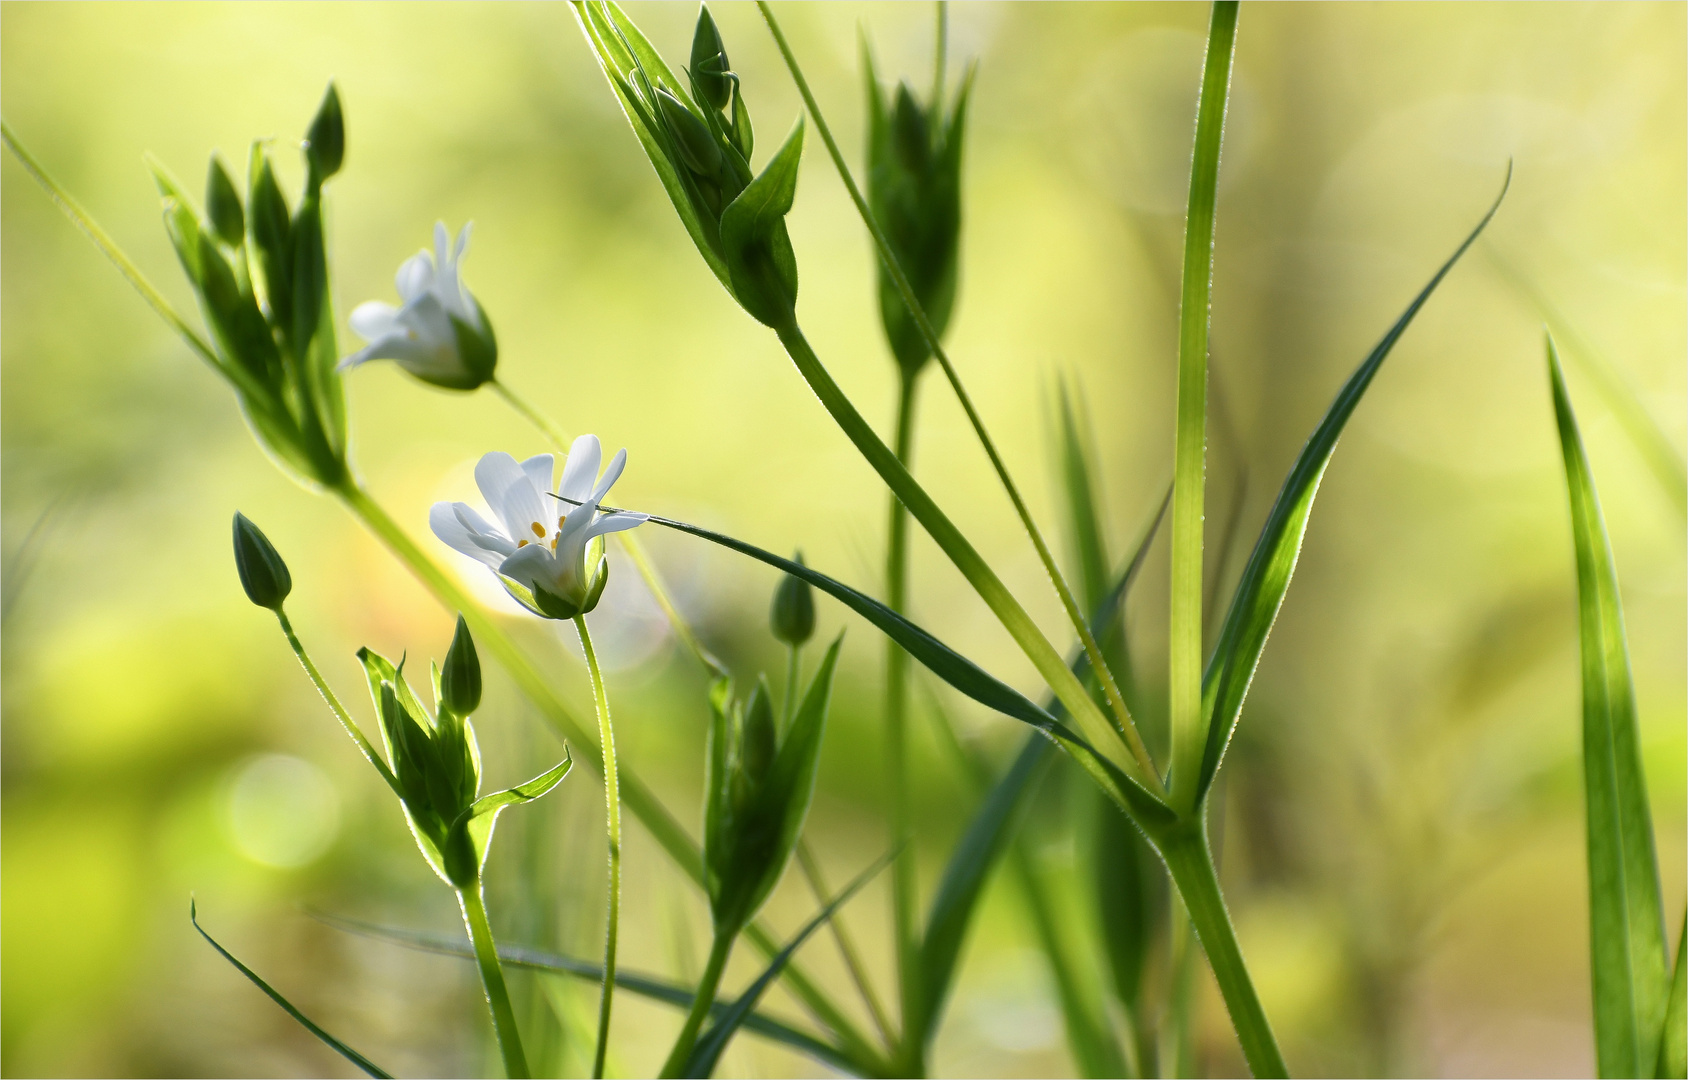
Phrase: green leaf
[
  {"left": 1660, "top": 913, "right": 1686, "bottom": 1079},
  {"left": 247, "top": 146, "right": 293, "bottom": 333},
  {"left": 190, "top": 900, "right": 392, "bottom": 1079},
  {"left": 719, "top": 118, "right": 803, "bottom": 327},
  {"left": 205, "top": 156, "right": 245, "bottom": 247},
  {"left": 1054, "top": 375, "right": 1110, "bottom": 613},
  {"left": 1196, "top": 167, "right": 1511, "bottom": 802},
  {"left": 686, "top": 848, "right": 895, "bottom": 1078},
  {"left": 305, "top": 83, "right": 344, "bottom": 180},
  {"left": 459, "top": 751, "right": 573, "bottom": 877},
  {"left": 310, "top": 910, "right": 862, "bottom": 1077},
  {"left": 1549, "top": 340, "right": 1671, "bottom": 1078}
]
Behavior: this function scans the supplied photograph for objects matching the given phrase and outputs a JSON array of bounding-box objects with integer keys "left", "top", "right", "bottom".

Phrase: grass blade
[
  {"left": 686, "top": 849, "right": 896, "bottom": 1077},
  {"left": 1549, "top": 339, "right": 1671, "bottom": 1077},
  {"left": 190, "top": 901, "right": 392, "bottom": 1079},
  {"left": 1054, "top": 376, "right": 1111, "bottom": 613},
  {"left": 1168, "top": 0, "right": 1240, "bottom": 811},
  {"left": 1195, "top": 168, "right": 1511, "bottom": 803},
  {"left": 1661, "top": 913, "right": 1686, "bottom": 1079},
  {"left": 311, "top": 912, "right": 861, "bottom": 1076}
]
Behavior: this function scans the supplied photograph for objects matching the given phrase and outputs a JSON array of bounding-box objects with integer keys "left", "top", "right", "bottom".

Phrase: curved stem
[
  {"left": 885, "top": 371, "right": 922, "bottom": 1062},
  {"left": 769, "top": 316, "right": 1164, "bottom": 797},
  {"left": 755, "top": 2, "right": 1148, "bottom": 770},
  {"left": 491, "top": 377, "right": 574, "bottom": 451},
  {"left": 274, "top": 608, "right": 398, "bottom": 792},
  {"left": 659, "top": 929, "right": 736, "bottom": 1078},
  {"left": 574, "top": 616, "right": 622, "bottom": 1079},
  {"left": 459, "top": 884, "right": 530, "bottom": 1079},
  {"left": 783, "top": 643, "right": 802, "bottom": 726},
  {"left": 1157, "top": 820, "right": 1285, "bottom": 1078}
]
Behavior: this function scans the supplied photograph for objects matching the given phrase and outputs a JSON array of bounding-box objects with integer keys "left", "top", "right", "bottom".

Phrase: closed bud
[
  {"left": 657, "top": 86, "right": 723, "bottom": 179},
  {"left": 771, "top": 553, "right": 815, "bottom": 645},
  {"left": 690, "top": 4, "right": 732, "bottom": 112},
  {"left": 205, "top": 157, "right": 245, "bottom": 248},
  {"left": 306, "top": 83, "right": 345, "bottom": 180},
  {"left": 232, "top": 512, "right": 292, "bottom": 611},
  {"left": 441, "top": 615, "right": 482, "bottom": 716}
]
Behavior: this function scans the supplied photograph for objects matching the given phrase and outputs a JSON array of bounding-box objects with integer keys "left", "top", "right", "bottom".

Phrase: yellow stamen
[
  {"left": 517, "top": 539, "right": 529, "bottom": 548},
  {"left": 531, "top": 521, "right": 545, "bottom": 538}
]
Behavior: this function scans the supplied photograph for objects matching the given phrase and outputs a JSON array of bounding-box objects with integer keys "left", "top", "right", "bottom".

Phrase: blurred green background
[{"left": 2, "top": 2, "right": 1683, "bottom": 1076}]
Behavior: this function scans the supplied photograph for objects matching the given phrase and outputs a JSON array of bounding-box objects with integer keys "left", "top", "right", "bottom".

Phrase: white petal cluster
[
  {"left": 431, "top": 436, "right": 647, "bottom": 618},
  {"left": 341, "top": 222, "right": 496, "bottom": 389}
]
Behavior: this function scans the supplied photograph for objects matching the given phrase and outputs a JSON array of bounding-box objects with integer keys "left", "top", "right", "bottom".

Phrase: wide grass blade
[
  {"left": 1195, "top": 168, "right": 1511, "bottom": 802},
  {"left": 190, "top": 901, "right": 392, "bottom": 1079},
  {"left": 311, "top": 912, "right": 860, "bottom": 1076},
  {"left": 685, "top": 849, "right": 896, "bottom": 1077},
  {"left": 1549, "top": 340, "right": 1671, "bottom": 1078}
]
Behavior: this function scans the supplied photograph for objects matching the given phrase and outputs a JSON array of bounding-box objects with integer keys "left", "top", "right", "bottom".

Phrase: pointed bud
[
  {"left": 771, "top": 552, "right": 815, "bottom": 645},
  {"left": 205, "top": 157, "right": 245, "bottom": 248},
  {"left": 657, "top": 87, "right": 723, "bottom": 178},
  {"left": 232, "top": 512, "right": 292, "bottom": 611},
  {"left": 891, "top": 84, "right": 930, "bottom": 172},
  {"left": 690, "top": 4, "right": 732, "bottom": 112},
  {"left": 441, "top": 615, "right": 482, "bottom": 716},
  {"left": 306, "top": 83, "right": 345, "bottom": 180},
  {"left": 742, "top": 678, "right": 776, "bottom": 785}
]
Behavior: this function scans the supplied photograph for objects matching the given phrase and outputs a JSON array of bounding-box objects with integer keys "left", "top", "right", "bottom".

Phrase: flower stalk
[
  {"left": 574, "top": 616, "right": 621, "bottom": 1080},
  {"left": 459, "top": 885, "right": 531, "bottom": 1079}
]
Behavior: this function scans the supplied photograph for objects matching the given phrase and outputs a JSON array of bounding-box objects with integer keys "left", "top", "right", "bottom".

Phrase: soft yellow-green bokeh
[{"left": 2, "top": 3, "right": 1682, "bottom": 1077}]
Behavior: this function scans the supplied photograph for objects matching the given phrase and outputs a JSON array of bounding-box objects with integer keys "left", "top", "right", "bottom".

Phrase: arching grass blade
[
  {"left": 1196, "top": 167, "right": 1511, "bottom": 802},
  {"left": 1549, "top": 340, "right": 1671, "bottom": 1078},
  {"left": 190, "top": 901, "right": 392, "bottom": 1079}
]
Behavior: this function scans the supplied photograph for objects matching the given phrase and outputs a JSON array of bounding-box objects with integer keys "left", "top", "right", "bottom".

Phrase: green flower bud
[
  {"left": 205, "top": 156, "right": 245, "bottom": 248},
  {"left": 690, "top": 4, "right": 733, "bottom": 112},
  {"left": 657, "top": 86, "right": 723, "bottom": 179},
  {"left": 231, "top": 512, "right": 291, "bottom": 611},
  {"left": 305, "top": 83, "right": 344, "bottom": 180},
  {"left": 771, "top": 552, "right": 815, "bottom": 645},
  {"left": 441, "top": 614, "right": 482, "bottom": 717}
]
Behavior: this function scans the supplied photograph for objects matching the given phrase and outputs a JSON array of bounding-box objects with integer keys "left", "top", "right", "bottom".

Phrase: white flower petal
[
  {"left": 433, "top": 221, "right": 451, "bottom": 273},
  {"left": 453, "top": 222, "right": 472, "bottom": 262},
  {"left": 558, "top": 434, "right": 602, "bottom": 503},
  {"left": 431, "top": 502, "right": 508, "bottom": 568},
  {"left": 585, "top": 511, "right": 648, "bottom": 540},
  {"left": 476, "top": 452, "right": 549, "bottom": 542},
  {"left": 349, "top": 301, "right": 401, "bottom": 342},
  {"left": 395, "top": 252, "right": 434, "bottom": 302},
  {"left": 521, "top": 454, "right": 555, "bottom": 503},
  {"left": 590, "top": 448, "right": 627, "bottom": 504},
  {"left": 498, "top": 543, "right": 560, "bottom": 596}
]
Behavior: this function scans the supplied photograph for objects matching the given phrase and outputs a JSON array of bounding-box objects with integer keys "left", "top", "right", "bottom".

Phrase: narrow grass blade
[
  {"left": 190, "top": 901, "right": 392, "bottom": 1079},
  {"left": 1661, "top": 912, "right": 1686, "bottom": 1079},
  {"left": 1054, "top": 376, "right": 1111, "bottom": 613},
  {"left": 1168, "top": 0, "right": 1240, "bottom": 811},
  {"left": 686, "top": 849, "right": 895, "bottom": 1078},
  {"left": 1196, "top": 168, "right": 1511, "bottom": 802},
  {"left": 1550, "top": 340, "right": 1671, "bottom": 1077},
  {"left": 311, "top": 912, "right": 859, "bottom": 1077}
]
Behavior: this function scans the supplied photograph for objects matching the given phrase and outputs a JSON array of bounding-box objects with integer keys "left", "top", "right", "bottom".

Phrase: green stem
[
  {"left": 755, "top": 2, "right": 1153, "bottom": 777},
  {"left": 660, "top": 929, "right": 736, "bottom": 1078},
  {"left": 274, "top": 608, "right": 399, "bottom": 792},
  {"left": 885, "top": 371, "right": 922, "bottom": 1064},
  {"left": 1157, "top": 821, "right": 1285, "bottom": 1078},
  {"left": 784, "top": 643, "right": 802, "bottom": 727},
  {"left": 574, "top": 616, "right": 621, "bottom": 1080},
  {"left": 491, "top": 377, "right": 574, "bottom": 452},
  {"left": 770, "top": 316, "right": 1164, "bottom": 798},
  {"left": 459, "top": 884, "right": 530, "bottom": 1079},
  {"left": 931, "top": 1, "right": 947, "bottom": 114},
  {"left": 796, "top": 841, "right": 896, "bottom": 1051},
  {"left": 1169, "top": 0, "right": 1238, "bottom": 812}
]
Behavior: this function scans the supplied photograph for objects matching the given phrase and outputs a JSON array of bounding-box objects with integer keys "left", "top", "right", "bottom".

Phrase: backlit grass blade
[
  {"left": 1549, "top": 340, "right": 1671, "bottom": 1078},
  {"left": 1195, "top": 168, "right": 1511, "bottom": 803},
  {"left": 1662, "top": 913, "right": 1686, "bottom": 1079},
  {"left": 1055, "top": 375, "right": 1111, "bottom": 613},
  {"left": 311, "top": 912, "right": 860, "bottom": 1076},
  {"left": 1168, "top": 0, "right": 1239, "bottom": 811},
  {"left": 685, "top": 849, "right": 895, "bottom": 1077},
  {"left": 190, "top": 901, "right": 392, "bottom": 1079}
]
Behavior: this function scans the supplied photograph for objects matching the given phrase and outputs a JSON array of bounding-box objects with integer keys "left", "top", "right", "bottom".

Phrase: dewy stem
[
  {"left": 660, "top": 928, "right": 736, "bottom": 1078},
  {"left": 573, "top": 616, "right": 621, "bottom": 1080},
  {"left": 755, "top": 2, "right": 1152, "bottom": 775},
  {"left": 1170, "top": 0, "right": 1238, "bottom": 811},
  {"left": 458, "top": 884, "right": 531, "bottom": 1079},
  {"left": 885, "top": 370, "right": 923, "bottom": 1063},
  {"left": 770, "top": 316, "right": 1164, "bottom": 796},
  {"left": 1156, "top": 821, "right": 1286, "bottom": 1078}
]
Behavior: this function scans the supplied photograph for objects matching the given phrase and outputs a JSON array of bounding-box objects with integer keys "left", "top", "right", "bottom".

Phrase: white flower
[
  {"left": 431, "top": 437, "right": 648, "bottom": 619},
  {"left": 340, "top": 222, "right": 498, "bottom": 390}
]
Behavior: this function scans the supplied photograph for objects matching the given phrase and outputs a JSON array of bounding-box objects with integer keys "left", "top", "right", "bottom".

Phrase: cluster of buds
[
  {"left": 574, "top": 2, "right": 806, "bottom": 327},
  {"left": 865, "top": 55, "right": 973, "bottom": 376},
  {"left": 156, "top": 86, "right": 350, "bottom": 488},
  {"left": 703, "top": 567, "right": 834, "bottom": 936}
]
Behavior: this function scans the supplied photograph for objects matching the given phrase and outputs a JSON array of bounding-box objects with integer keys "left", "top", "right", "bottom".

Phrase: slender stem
[
  {"left": 931, "top": 1, "right": 947, "bottom": 114},
  {"left": 659, "top": 929, "right": 736, "bottom": 1078},
  {"left": 574, "top": 616, "right": 622, "bottom": 1080},
  {"left": 769, "top": 316, "right": 1164, "bottom": 796},
  {"left": 490, "top": 377, "right": 575, "bottom": 450},
  {"left": 796, "top": 842, "right": 896, "bottom": 1050},
  {"left": 783, "top": 643, "right": 802, "bottom": 727},
  {"left": 459, "top": 884, "right": 531, "bottom": 1079},
  {"left": 1157, "top": 821, "right": 1285, "bottom": 1078},
  {"left": 755, "top": 2, "right": 1151, "bottom": 774},
  {"left": 884, "top": 371, "right": 922, "bottom": 1061},
  {"left": 1169, "top": 1, "right": 1238, "bottom": 811},
  {"left": 274, "top": 608, "right": 399, "bottom": 791}
]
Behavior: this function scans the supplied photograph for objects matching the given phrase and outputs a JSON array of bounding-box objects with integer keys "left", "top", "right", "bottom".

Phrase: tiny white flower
[
  {"left": 340, "top": 222, "right": 498, "bottom": 390},
  {"left": 431, "top": 436, "right": 648, "bottom": 619}
]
